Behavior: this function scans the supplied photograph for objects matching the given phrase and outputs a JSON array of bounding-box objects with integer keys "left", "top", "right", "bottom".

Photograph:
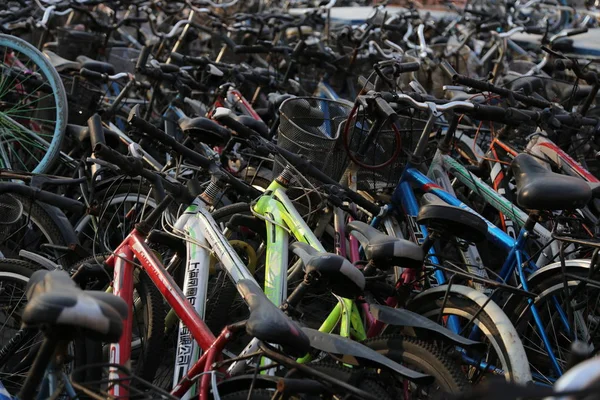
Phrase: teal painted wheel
[{"left": 0, "top": 34, "right": 68, "bottom": 174}]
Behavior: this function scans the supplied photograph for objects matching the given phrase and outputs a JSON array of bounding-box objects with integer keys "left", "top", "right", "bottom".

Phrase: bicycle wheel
[
  {"left": 408, "top": 286, "right": 532, "bottom": 384},
  {"left": 510, "top": 263, "right": 600, "bottom": 385},
  {"left": 362, "top": 335, "right": 468, "bottom": 395},
  {"left": 70, "top": 255, "right": 165, "bottom": 383},
  {"left": 0, "top": 34, "right": 67, "bottom": 174},
  {"left": 0, "top": 259, "right": 91, "bottom": 393},
  {"left": 0, "top": 194, "right": 78, "bottom": 267}
]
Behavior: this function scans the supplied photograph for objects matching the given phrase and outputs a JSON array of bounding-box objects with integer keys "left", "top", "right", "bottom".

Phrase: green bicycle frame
[{"left": 252, "top": 178, "right": 367, "bottom": 342}]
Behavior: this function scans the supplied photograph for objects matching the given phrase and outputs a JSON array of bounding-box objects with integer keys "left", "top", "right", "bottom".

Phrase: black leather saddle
[
  {"left": 77, "top": 55, "right": 116, "bottom": 75},
  {"left": 22, "top": 270, "right": 127, "bottom": 343},
  {"left": 178, "top": 116, "right": 231, "bottom": 146},
  {"left": 237, "top": 279, "right": 310, "bottom": 356},
  {"left": 44, "top": 50, "right": 80, "bottom": 72},
  {"left": 347, "top": 221, "right": 423, "bottom": 269},
  {"left": 511, "top": 153, "right": 592, "bottom": 210},
  {"left": 417, "top": 194, "right": 488, "bottom": 243},
  {"left": 290, "top": 242, "right": 365, "bottom": 299},
  {"left": 236, "top": 115, "right": 269, "bottom": 138}
]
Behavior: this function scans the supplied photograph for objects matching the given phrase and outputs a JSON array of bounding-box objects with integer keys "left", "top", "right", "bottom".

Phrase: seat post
[
  {"left": 523, "top": 212, "right": 539, "bottom": 233},
  {"left": 18, "top": 329, "right": 60, "bottom": 400}
]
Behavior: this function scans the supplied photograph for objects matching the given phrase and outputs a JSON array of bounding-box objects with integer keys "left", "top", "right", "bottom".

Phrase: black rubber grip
[
  {"left": 127, "top": 114, "right": 211, "bottom": 169},
  {"left": 453, "top": 75, "right": 550, "bottom": 108},
  {"left": 220, "top": 34, "right": 237, "bottom": 49},
  {"left": 80, "top": 68, "right": 106, "bottom": 81},
  {"left": 382, "top": 23, "right": 405, "bottom": 32},
  {"left": 524, "top": 26, "right": 545, "bottom": 34},
  {"left": 93, "top": 143, "right": 144, "bottom": 175},
  {"left": 396, "top": 61, "right": 421, "bottom": 73},
  {"left": 234, "top": 45, "right": 270, "bottom": 54},
  {"left": 170, "top": 52, "right": 185, "bottom": 62},
  {"left": 375, "top": 97, "right": 398, "bottom": 121},
  {"left": 0, "top": 183, "right": 84, "bottom": 213},
  {"left": 506, "top": 108, "right": 535, "bottom": 122},
  {"left": 472, "top": 104, "right": 508, "bottom": 122},
  {"left": 87, "top": 114, "right": 106, "bottom": 148},
  {"left": 136, "top": 46, "right": 152, "bottom": 70},
  {"left": 440, "top": 60, "right": 458, "bottom": 80},
  {"left": 566, "top": 27, "right": 588, "bottom": 36},
  {"left": 213, "top": 113, "right": 257, "bottom": 140}
]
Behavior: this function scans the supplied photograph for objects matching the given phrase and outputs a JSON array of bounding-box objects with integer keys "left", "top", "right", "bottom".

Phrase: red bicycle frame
[{"left": 106, "top": 228, "right": 232, "bottom": 399}]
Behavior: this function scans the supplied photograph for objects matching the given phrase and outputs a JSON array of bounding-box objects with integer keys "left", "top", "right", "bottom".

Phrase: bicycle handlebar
[{"left": 0, "top": 183, "right": 85, "bottom": 212}]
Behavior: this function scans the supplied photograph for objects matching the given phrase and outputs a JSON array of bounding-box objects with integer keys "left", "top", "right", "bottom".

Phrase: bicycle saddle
[
  {"left": 347, "top": 221, "right": 423, "bottom": 269},
  {"left": 511, "top": 153, "right": 591, "bottom": 210},
  {"left": 236, "top": 115, "right": 269, "bottom": 138},
  {"left": 237, "top": 279, "right": 310, "bottom": 356},
  {"left": 22, "top": 270, "right": 127, "bottom": 343},
  {"left": 44, "top": 50, "right": 80, "bottom": 72},
  {"left": 178, "top": 116, "right": 231, "bottom": 146},
  {"left": 76, "top": 55, "right": 116, "bottom": 75},
  {"left": 290, "top": 242, "right": 365, "bottom": 298},
  {"left": 417, "top": 194, "right": 488, "bottom": 243}
]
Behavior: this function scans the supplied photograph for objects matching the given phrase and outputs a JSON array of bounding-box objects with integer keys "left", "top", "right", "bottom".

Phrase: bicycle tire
[
  {"left": 1, "top": 194, "right": 78, "bottom": 267},
  {"left": 71, "top": 254, "right": 165, "bottom": 383},
  {"left": 508, "top": 262, "right": 600, "bottom": 384},
  {"left": 0, "top": 259, "right": 92, "bottom": 392},
  {"left": 0, "top": 33, "right": 68, "bottom": 174},
  {"left": 362, "top": 334, "right": 468, "bottom": 394},
  {"left": 408, "top": 286, "right": 532, "bottom": 384}
]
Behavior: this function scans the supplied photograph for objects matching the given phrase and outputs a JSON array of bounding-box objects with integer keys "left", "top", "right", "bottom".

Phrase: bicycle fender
[
  {"left": 369, "top": 304, "right": 486, "bottom": 352},
  {"left": 302, "top": 327, "right": 434, "bottom": 385},
  {"left": 411, "top": 285, "right": 532, "bottom": 384}
]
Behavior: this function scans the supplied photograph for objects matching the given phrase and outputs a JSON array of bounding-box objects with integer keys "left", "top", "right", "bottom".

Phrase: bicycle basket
[
  {"left": 56, "top": 28, "right": 105, "bottom": 61},
  {"left": 108, "top": 47, "right": 141, "bottom": 74},
  {"left": 0, "top": 194, "right": 23, "bottom": 243},
  {"left": 343, "top": 100, "right": 427, "bottom": 191},
  {"left": 275, "top": 97, "right": 352, "bottom": 185},
  {"left": 70, "top": 363, "right": 177, "bottom": 400},
  {"left": 62, "top": 75, "right": 104, "bottom": 125}
]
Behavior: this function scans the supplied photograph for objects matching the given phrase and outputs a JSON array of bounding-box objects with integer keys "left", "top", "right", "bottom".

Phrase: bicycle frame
[{"left": 107, "top": 197, "right": 258, "bottom": 399}]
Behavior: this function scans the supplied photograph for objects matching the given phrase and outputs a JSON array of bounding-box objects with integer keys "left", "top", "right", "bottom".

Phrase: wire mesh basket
[
  {"left": 108, "top": 47, "right": 141, "bottom": 74},
  {"left": 70, "top": 363, "right": 177, "bottom": 400},
  {"left": 274, "top": 97, "right": 353, "bottom": 186},
  {"left": 56, "top": 28, "right": 106, "bottom": 61},
  {"left": 343, "top": 101, "right": 427, "bottom": 191},
  {"left": 0, "top": 194, "right": 23, "bottom": 243},
  {"left": 62, "top": 75, "right": 104, "bottom": 125}
]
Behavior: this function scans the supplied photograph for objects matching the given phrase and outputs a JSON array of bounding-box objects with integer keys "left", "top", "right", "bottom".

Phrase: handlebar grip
[
  {"left": 80, "top": 68, "right": 106, "bottom": 82},
  {"left": 566, "top": 27, "right": 588, "bottom": 37},
  {"left": 212, "top": 110, "right": 256, "bottom": 140},
  {"left": 220, "top": 34, "right": 237, "bottom": 49},
  {"left": 136, "top": 46, "right": 152, "bottom": 70},
  {"left": 0, "top": 183, "right": 85, "bottom": 213},
  {"left": 440, "top": 60, "right": 458, "bottom": 80},
  {"left": 396, "top": 61, "right": 421, "bottom": 74},
  {"left": 507, "top": 108, "right": 535, "bottom": 123},
  {"left": 472, "top": 105, "right": 508, "bottom": 122},
  {"left": 344, "top": 189, "right": 381, "bottom": 216},
  {"left": 125, "top": 17, "right": 148, "bottom": 23},
  {"left": 381, "top": 23, "right": 405, "bottom": 32},
  {"left": 128, "top": 109, "right": 211, "bottom": 169},
  {"left": 375, "top": 97, "right": 398, "bottom": 121},
  {"left": 234, "top": 45, "right": 269, "bottom": 54},
  {"left": 524, "top": 26, "right": 545, "bottom": 34},
  {"left": 93, "top": 143, "right": 144, "bottom": 176},
  {"left": 87, "top": 114, "right": 105, "bottom": 149},
  {"left": 170, "top": 52, "right": 185, "bottom": 63}
]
